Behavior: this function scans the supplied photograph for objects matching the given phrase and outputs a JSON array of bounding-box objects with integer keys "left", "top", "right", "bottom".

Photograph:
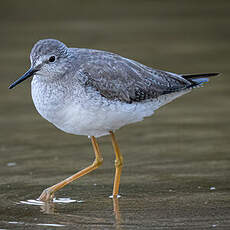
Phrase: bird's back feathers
[{"left": 74, "top": 48, "right": 219, "bottom": 103}]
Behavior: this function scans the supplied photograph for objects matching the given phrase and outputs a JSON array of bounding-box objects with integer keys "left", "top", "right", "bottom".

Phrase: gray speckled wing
[{"left": 74, "top": 49, "right": 192, "bottom": 103}]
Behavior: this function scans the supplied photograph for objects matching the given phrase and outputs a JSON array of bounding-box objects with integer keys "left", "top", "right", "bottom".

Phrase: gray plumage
[
  {"left": 72, "top": 48, "right": 200, "bottom": 103},
  {"left": 74, "top": 49, "right": 192, "bottom": 103},
  {"left": 8, "top": 39, "right": 220, "bottom": 202},
  {"left": 29, "top": 39, "right": 206, "bottom": 104},
  {"left": 9, "top": 39, "right": 218, "bottom": 138},
  {"left": 9, "top": 39, "right": 217, "bottom": 137}
]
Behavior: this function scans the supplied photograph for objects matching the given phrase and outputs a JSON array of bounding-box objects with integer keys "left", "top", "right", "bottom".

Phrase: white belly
[{"left": 31, "top": 76, "right": 190, "bottom": 137}]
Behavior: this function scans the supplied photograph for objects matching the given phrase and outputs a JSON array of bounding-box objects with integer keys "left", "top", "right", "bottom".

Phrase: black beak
[{"left": 9, "top": 68, "right": 37, "bottom": 89}]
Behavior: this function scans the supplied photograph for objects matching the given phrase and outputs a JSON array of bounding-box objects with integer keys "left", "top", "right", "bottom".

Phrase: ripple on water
[
  {"left": 8, "top": 221, "right": 65, "bottom": 227},
  {"left": 19, "top": 197, "right": 83, "bottom": 206},
  {"left": 37, "top": 223, "right": 65, "bottom": 227}
]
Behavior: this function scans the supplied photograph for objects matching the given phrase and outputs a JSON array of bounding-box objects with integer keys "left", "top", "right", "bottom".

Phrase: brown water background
[{"left": 0, "top": 1, "right": 230, "bottom": 229}]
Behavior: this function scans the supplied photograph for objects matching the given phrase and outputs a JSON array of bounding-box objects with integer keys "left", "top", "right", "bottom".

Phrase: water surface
[{"left": 0, "top": 0, "right": 230, "bottom": 229}]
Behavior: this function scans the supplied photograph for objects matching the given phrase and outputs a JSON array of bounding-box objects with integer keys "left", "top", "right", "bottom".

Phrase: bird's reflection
[
  {"left": 113, "top": 196, "right": 122, "bottom": 229},
  {"left": 39, "top": 196, "right": 122, "bottom": 228},
  {"left": 39, "top": 197, "right": 77, "bottom": 214},
  {"left": 40, "top": 201, "right": 55, "bottom": 214},
  {"left": 113, "top": 197, "right": 121, "bottom": 224}
]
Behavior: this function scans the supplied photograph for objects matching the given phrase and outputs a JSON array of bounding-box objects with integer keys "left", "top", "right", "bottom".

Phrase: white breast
[{"left": 31, "top": 75, "right": 190, "bottom": 137}]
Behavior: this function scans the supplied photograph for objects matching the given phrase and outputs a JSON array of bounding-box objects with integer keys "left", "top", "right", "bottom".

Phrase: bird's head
[{"left": 9, "top": 39, "right": 70, "bottom": 89}]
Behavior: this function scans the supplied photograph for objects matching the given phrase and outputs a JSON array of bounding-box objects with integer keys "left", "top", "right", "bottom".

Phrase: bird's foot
[{"left": 38, "top": 187, "right": 55, "bottom": 202}]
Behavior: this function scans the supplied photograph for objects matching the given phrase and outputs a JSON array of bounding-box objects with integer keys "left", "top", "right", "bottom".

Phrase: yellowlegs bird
[{"left": 9, "top": 39, "right": 219, "bottom": 202}]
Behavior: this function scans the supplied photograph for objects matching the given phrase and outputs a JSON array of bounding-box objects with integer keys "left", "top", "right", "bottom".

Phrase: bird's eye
[{"left": 49, "top": 56, "right": 56, "bottom": 62}]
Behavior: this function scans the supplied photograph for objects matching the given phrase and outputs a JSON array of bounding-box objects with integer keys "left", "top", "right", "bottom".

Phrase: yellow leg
[
  {"left": 110, "top": 131, "right": 123, "bottom": 197},
  {"left": 38, "top": 136, "right": 103, "bottom": 202}
]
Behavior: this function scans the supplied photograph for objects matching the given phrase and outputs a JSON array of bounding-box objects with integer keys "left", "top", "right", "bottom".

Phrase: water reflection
[
  {"left": 19, "top": 196, "right": 122, "bottom": 227},
  {"left": 113, "top": 197, "right": 122, "bottom": 228},
  {"left": 1, "top": 0, "right": 229, "bottom": 229},
  {"left": 8, "top": 221, "right": 65, "bottom": 228},
  {"left": 40, "top": 201, "right": 55, "bottom": 214},
  {"left": 20, "top": 197, "right": 79, "bottom": 214}
]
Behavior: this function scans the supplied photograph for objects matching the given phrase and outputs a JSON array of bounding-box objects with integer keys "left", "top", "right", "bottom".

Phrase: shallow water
[{"left": 0, "top": 0, "right": 230, "bottom": 229}]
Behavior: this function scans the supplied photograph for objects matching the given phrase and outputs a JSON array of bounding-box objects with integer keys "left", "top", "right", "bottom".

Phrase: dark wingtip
[
  {"left": 182, "top": 72, "right": 221, "bottom": 79},
  {"left": 207, "top": 72, "right": 221, "bottom": 77}
]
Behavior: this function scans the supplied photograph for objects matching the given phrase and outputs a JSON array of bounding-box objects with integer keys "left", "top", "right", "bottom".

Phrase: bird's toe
[{"left": 38, "top": 187, "right": 54, "bottom": 202}]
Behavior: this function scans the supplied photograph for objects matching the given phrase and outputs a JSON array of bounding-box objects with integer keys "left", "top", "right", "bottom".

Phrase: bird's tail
[{"left": 182, "top": 73, "right": 220, "bottom": 88}]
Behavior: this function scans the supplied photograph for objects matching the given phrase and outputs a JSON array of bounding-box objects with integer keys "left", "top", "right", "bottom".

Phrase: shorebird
[{"left": 9, "top": 39, "right": 219, "bottom": 202}]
